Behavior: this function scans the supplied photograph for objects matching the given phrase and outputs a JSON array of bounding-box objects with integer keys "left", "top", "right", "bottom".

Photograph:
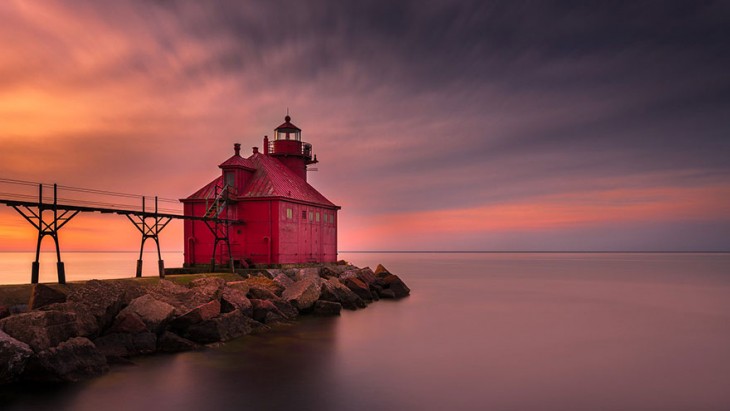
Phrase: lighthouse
[{"left": 181, "top": 115, "right": 339, "bottom": 267}]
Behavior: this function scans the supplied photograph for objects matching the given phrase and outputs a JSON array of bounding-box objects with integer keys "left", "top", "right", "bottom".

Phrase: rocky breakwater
[{"left": 0, "top": 263, "right": 409, "bottom": 384}]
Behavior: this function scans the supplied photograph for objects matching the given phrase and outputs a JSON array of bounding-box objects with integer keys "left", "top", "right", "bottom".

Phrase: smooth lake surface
[{"left": 2, "top": 252, "right": 730, "bottom": 410}]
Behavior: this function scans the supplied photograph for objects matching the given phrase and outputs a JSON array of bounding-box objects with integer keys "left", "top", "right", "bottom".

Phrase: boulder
[
  {"left": 250, "top": 299, "right": 287, "bottom": 324},
  {"left": 169, "top": 300, "right": 221, "bottom": 331},
  {"left": 93, "top": 332, "right": 156, "bottom": 359},
  {"left": 117, "top": 295, "right": 175, "bottom": 333},
  {"left": 320, "top": 278, "right": 366, "bottom": 310},
  {"left": 68, "top": 279, "right": 142, "bottom": 331},
  {"left": 183, "top": 310, "right": 254, "bottom": 343},
  {"left": 220, "top": 287, "right": 253, "bottom": 317},
  {"left": 189, "top": 277, "right": 227, "bottom": 301},
  {"left": 374, "top": 264, "right": 391, "bottom": 278},
  {"left": 147, "top": 279, "right": 204, "bottom": 315},
  {"left": 40, "top": 301, "right": 100, "bottom": 338},
  {"left": 282, "top": 277, "right": 321, "bottom": 311},
  {"left": 247, "top": 285, "right": 279, "bottom": 301},
  {"left": 241, "top": 277, "right": 284, "bottom": 296},
  {"left": 264, "top": 269, "right": 282, "bottom": 279},
  {"left": 312, "top": 301, "right": 341, "bottom": 316},
  {"left": 380, "top": 274, "right": 411, "bottom": 298},
  {"left": 296, "top": 267, "right": 321, "bottom": 281},
  {"left": 0, "top": 305, "right": 9, "bottom": 320},
  {"left": 158, "top": 331, "right": 200, "bottom": 353},
  {"left": 379, "top": 289, "right": 396, "bottom": 299},
  {"left": 318, "top": 266, "right": 339, "bottom": 279},
  {"left": 270, "top": 299, "right": 299, "bottom": 319},
  {"left": 357, "top": 267, "right": 378, "bottom": 285},
  {"left": 28, "top": 337, "right": 108, "bottom": 382},
  {"left": 28, "top": 284, "right": 67, "bottom": 310},
  {"left": 107, "top": 310, "right": 148, "bottom": 335},
  {"left": 226, "top": 281, "right": 251, "bottom": 295},
  {"left": 0, "top": 330, "right": 33, "bottom": 384},
  {"left": 272, "top": 273, "right": 294, "bottom": 289},
  {"left": 0, "top": 310, "right": 79, "bottom": 352},
  {"left": 342, "top": 277, "right": 373, "bottom": 302}
]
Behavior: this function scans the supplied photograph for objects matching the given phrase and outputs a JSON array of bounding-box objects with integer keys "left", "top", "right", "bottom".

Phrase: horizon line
[{"left": 1, "top": 250, "right": 727, "bottom": 254}]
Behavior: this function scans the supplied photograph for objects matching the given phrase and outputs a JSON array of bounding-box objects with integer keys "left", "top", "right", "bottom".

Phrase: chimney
[
  {"left": 234, "top": 143, "right": 241, "bottom": 156},
  {"left": 253, "top": 147, "right": 259, "bottom": 154},
  {"left": 263, "top": 135, "right": 269, "bottom": 155}
]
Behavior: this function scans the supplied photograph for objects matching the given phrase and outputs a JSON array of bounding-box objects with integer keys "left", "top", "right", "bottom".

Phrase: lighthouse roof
[
  {"left": 218, "top": 154, "right": 256, "bottom": 169},
  {"left": 275, "top": 115, "right": 301, "bottom": 131},
  {"left": 184, "top": 152, "right": 336, "bottom": 208}
]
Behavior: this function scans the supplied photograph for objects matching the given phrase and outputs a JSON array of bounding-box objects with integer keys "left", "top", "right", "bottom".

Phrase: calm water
[{"left": 2, "top": 252, "right": 730, "bottom": 410}]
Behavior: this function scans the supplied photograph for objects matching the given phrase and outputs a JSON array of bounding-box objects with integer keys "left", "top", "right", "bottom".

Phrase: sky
[{"left": 0, "top": 0, "right": 729, "bottom": 252}]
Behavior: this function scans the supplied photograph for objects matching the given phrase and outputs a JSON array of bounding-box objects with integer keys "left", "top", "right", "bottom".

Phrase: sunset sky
[{"left": 0, "top": 1, "right": 728, "bottom": 252}]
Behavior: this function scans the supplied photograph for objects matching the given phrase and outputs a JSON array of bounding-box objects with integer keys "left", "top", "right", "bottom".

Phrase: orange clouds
[{"left": 340, "top": 185, "right": 730, "bottom": 249}]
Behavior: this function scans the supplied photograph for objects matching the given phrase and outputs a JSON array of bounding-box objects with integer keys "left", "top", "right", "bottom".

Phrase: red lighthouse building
[{"left": 181, "top": 115, "right": 339, "bottom": 266}]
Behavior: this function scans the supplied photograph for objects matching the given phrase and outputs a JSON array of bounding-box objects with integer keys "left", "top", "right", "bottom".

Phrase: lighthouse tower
[{"left": 264, "top": 114, "right": 318, "bottom": 181}]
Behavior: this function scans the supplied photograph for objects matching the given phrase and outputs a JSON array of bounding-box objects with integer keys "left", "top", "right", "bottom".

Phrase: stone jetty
[{"left": 0, "top": 262, "right": 409, "bottom": 384}]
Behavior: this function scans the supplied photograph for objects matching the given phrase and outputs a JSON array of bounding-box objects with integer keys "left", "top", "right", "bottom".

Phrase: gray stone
[
  {"left": 189, "top": 277, "right": 227, "bottom": 301},
  {"left": 272, "top": 273, "right": 294, "bottom": 289},
  {"left": 342, "top": 277, "right": 373, "bottom": 302},
  {"left": 320, "top": 278, "right": 366, "bottom": 310},
  {"left": 107, "top": 310, "right": 147, "bottom": 335},
  {"left": 28, "top": 284, "right": 67, "bottom": 310},
  {"left": 68, "top": 279, "right": 143, "bottom": 331},
  {"left": 0, "top": 330, "right": 33, "bottom": 384},
  {"left": 379, "top": 289, "right": 396, "bottom": 299},
  {"left": 158, "top": 331, "right": 200, "bottom": 353},
  {"left": 184, "top": 310, "right": 254, "bottom": 343},
  {"left": 282, "top": 277, "right": 321, "bottom": 311},
  {"left": 380, "top": 274, "right": 411, "bottom": 298},
  {"left": 29, "top": 337, "right": 108, "bottom": 382},
  {"left": 312, "top": 301, "right": 342, "bottom": 316},
  {"left": 169, "top": 300, "right": 221, "bottom": 331},
  {"left": 93, "top": 332, "right": 157, "bottom": 358},
  {"left": 40, "top": 301, "right": 100, "bottom": 338},
  {"left": 247, "top": 285, "right": 279, "bottom": 301},
  {"left": 117, "top": 295, "right": 175, "bottom": 333},
  {"left": 220, "top": 287, "right": 253, "bottom": 317},
  {"left": 0, "top": 310, "right": 79, "bottom": 352},
  {"left": 240, "top": 277, "right": 285, "bottom": 296},
  {"left": 0, "top": 305, "right": 9, "bottom": 320},
  {"left": 296, "top": 267, "right": 321, "bottom": 281},
  {"left": 270, "top": 298, "right": 299, "bottom": 319}
]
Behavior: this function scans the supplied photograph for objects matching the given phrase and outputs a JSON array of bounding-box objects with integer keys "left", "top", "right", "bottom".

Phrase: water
[{"left": 2, "top": 252, "right": 729, "bottom": 410}]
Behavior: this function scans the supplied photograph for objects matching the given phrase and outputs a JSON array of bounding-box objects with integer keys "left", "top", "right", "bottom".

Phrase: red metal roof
[
  {"left": 184, "top": 152, "right": 336, "bottom": 208},
  {"left": 218, "top": 154, "right": 256, "bottom": 169},
  {"left": 240, "top": 152, "right": 335, "bottom": 207}
]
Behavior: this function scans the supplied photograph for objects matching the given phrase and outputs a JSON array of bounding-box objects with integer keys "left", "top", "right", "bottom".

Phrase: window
[
  {"left": 302, "top": 210, "right": 307, "bottom": 219},
  {"left": 286, "top": 208, "right": 293, "bottom": 219},
  {"left": 309, "top": 212, "right": 313, "bottom": 221},
  {"left": 225, "top": 171, "right": 235, "bottom": 187},
  {"left": 316, "top": 212, "right": 320, "bottom": 222}
]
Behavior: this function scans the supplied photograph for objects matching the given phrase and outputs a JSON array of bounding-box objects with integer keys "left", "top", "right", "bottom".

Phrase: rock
[
  {"left": 369, "top": 284, "right": 382, "bottom": 301},
  {"left": 28, "top": 284, "right": 67, "bottom": 310},
  {"left": 189, "top": 277, "right": 227, "bottom": 301},
  {"left": 282, "top": 277, "right": 321, "bottom": 311},
  {"left": 264, "top": 269, "right": 282, "bottom": 279},
  {"left": 379, "top": 289, "right": 396, "bottom": 299},
  {"left": 68, "top": 279, "right": 142, "bottom": 331},
  {"left": 250, "top": 299, "right": 287, "bottom": 324},
  {"left": 93, "top": 332, "right": 156, "bottom": 359},
  {"left": 117, "top": 295, "right": 175, "bottom": 333},
  {"left": 0, "top": 330, "right": 33, "bottom": 384},
  {"left": 226, "top": 281, "right": 251, "bottom": 294},
  {"left": 380, "top": 274, "right": 411, "bottom": 298},
  {"left": 107, "top": 310, "right": 147, "bottom": 334},
  {"left": 220, "top": 287, "right": 253, "bottom": 317},
  {"left": 9, "top": 305, "right": 28, "bottom": 315},
  {"left": 357, "top": 267, "right": 378, "bottom": 285},
  {"left": 320, "top": 278, "right": 366, "bottom": 310},
  {"left": 247, "top": 285, "right": 279, "bottom": 301},
  {"left": 296, "top": 267, "right": 321, "bottom": 281},
  {"left": 40, "top": 301, "right": 100, "bottom": 338},
  {"left": 312, "top": 301, "right": 341, "bottom": 316},
  {"left": 272, "top": 273, "right": 294, "bottom": 289},
  {"left": 318, "top": 266, "right": 339, "bottom": 279},
  {"left": 374, "top": 264, "right": 391, "bottom": 278},
  {"left": 184, "top": 310, "right": 254, "bottom": 343},
  {"left": 0, "top": 305, "right": 9, "bottom": 320},
  {"left": 158, "top": 331, "right": 200, "bottom": 353},
  {"left": 342, "top": 277, "right": 373, "bottom": 302},
  {"left": 146, "top": 280, "right": 202, "bottom": 315},
  {"left": 0, "top": 310, "right": 79, "bottom": 352},
  {"left": 270, "top": 299, "right": 299, "bottom": 319},
  {"left": 28, "top": 337, "right": 108, "bottom": 382},
  {"left": 241, "top": 277, "right": 284, "bottom": 296},
  {"left": 169, "top": 300, "right": 221, "bottom": 331}
]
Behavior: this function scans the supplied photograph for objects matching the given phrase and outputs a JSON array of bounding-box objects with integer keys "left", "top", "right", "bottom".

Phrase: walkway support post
[
  {"left": 11, "top": 184, "right": 79, "bottom": 284},
  {"left": 126, "top": 196, "right": 171, "bottom": 279}
]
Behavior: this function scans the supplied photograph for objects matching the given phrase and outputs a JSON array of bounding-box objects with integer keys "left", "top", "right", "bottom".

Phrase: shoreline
[{"left": 0, "top": 262, "right": 410, "bottom": 385}]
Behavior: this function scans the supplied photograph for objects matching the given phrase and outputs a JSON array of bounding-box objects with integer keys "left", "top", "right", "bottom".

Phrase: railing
[{"left": 267, "top": 140, "right": 313, "bottom": 160}]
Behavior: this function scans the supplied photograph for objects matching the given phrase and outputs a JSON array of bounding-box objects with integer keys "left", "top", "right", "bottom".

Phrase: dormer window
[{"left": 225, "top": 171, "right": 235, "bottom": 187}]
